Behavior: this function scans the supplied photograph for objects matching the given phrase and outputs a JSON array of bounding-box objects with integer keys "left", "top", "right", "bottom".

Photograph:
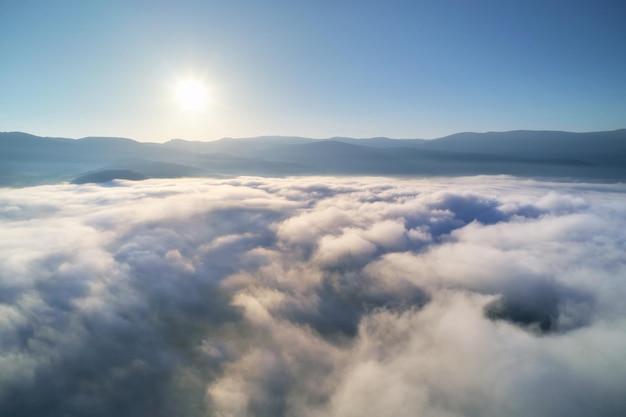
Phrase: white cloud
[{"left": 0, "top": 176, "right": 625, "bottom": 416}]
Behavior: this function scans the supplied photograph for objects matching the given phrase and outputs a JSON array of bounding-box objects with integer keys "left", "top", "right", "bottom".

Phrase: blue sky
[{"left": 1, "top": 0, "right": 625, "bottom": 142}]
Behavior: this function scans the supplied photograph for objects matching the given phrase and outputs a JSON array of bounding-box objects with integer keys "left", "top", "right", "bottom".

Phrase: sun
[{"left": 174, "top": 78, "right": 209, "bottom": 111}]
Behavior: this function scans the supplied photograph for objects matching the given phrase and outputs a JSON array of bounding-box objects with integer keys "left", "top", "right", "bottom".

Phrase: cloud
[{"left": 0, "top": 176, "right": 625, "bottom": 416}]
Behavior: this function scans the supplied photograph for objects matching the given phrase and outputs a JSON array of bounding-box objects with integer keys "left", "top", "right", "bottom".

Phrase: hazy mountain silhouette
[
  {"left": 1, "top": 129, "right": 625, "bottom": 186},
  {"left": 420, "top": 130, "right": 626, "bottom": 166},
  {"left": 71, "top": 169, "right": 148, "bottom": 184}
]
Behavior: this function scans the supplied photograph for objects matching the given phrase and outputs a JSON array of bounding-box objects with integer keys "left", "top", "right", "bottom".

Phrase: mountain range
[{"left": 1, "top": 129, "right": 625, "bottom": 186}]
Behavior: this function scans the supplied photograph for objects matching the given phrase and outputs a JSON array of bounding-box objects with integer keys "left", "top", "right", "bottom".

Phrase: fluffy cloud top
[{"left": 1, "top": 176, "right": 625, "bottom": 417}]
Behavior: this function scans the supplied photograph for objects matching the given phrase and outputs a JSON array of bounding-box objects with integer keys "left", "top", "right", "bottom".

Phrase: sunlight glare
[{"left": 174, "top": 78, "right": 209, "bottom": 111}]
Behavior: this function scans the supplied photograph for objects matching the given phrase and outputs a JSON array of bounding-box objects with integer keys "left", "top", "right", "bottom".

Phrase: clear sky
[{"left": 1, "top": 0, "right": 625, "bottom": 142}]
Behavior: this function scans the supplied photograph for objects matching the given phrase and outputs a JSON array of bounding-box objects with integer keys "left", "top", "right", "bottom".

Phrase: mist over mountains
[
  {"left": 1, "top": 129, "right": 625, "bottom": 186},
  {"left": 2, "top": 131, "right": 626, "bottom": 416}
]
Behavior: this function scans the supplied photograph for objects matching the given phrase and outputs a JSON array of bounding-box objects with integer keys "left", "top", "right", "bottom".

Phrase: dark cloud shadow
[
  {"left": 484, "top": 278, "right": 594, "bottom": 334},
  {"left": 285, "top": 273, "right": 429, "bottom": 339}
]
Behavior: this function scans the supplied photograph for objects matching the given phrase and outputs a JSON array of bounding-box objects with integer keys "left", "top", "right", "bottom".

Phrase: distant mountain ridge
[{"left": 1, "top": 129, "right": 625, "bottom": 186}]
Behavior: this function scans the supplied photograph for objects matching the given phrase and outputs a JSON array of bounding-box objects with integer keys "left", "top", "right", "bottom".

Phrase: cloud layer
[{"left": 1, "top": 176, "right": 625, "bottom": 416}]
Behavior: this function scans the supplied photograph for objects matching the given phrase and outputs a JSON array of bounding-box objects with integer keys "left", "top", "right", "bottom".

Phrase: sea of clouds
[{"left": 1, "top": 176, "right": 625, "bottom": 417}]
